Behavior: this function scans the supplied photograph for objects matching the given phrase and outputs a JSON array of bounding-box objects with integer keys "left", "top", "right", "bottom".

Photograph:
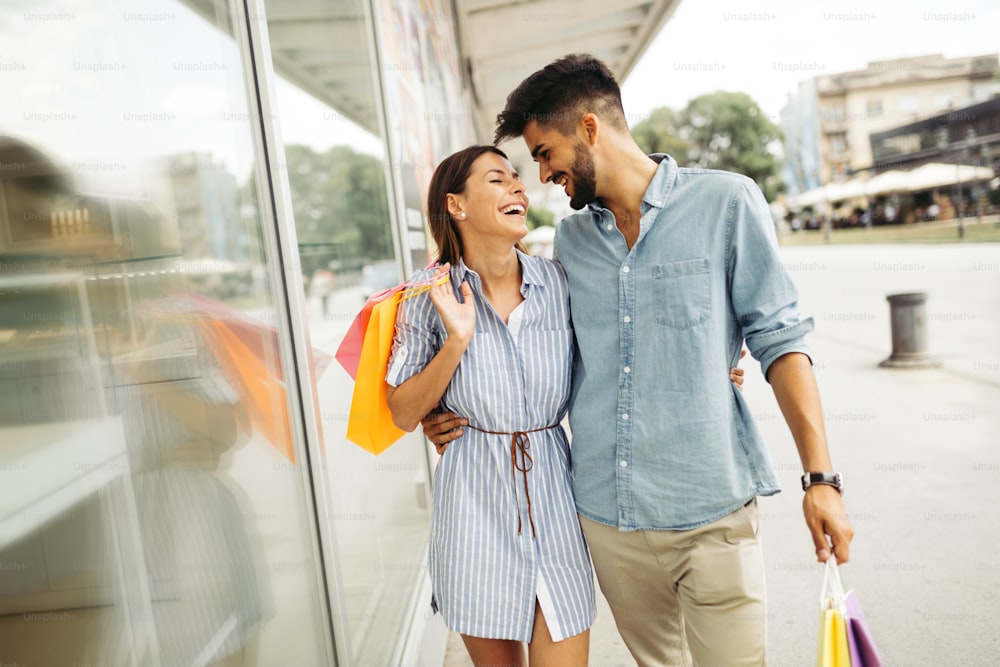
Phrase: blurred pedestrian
[{"left": 310, "top": 268, "right": 335, "bottom": 317}]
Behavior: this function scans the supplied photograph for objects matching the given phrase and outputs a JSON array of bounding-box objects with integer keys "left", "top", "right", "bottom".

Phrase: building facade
[
  {"left": 0, "top": 1, "right": 673, "bottom": 665},
  {"left": 870, "top": 96, "right": 1000, "bottom": 173},
  {"left": 780, "top": 78, "right": 822, "bottom": 197},
  {"left": 784, "top": 53, "right": 1000, "bottom": 184}
]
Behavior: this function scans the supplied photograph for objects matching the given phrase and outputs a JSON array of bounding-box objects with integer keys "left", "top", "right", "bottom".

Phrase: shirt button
[
  {"left": 619, "top": 460, "right": 628, "bottom": 467},
  {"left": 622, "top": 266, "right": 630, "bottom": 273},
  {"left": 622, "top": 413, "right": 629, "bottom": 420},
  {"left": 606, "top": 223, "right": 613, "bottom": 231},
  {"left": 624, "top": 366, "right": 631, "bottom": 374},
  {"left": 623, "top": 315, "right": 631, "bottom": 323}
]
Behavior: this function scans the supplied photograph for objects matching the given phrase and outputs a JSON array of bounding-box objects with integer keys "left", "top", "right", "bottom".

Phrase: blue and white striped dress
[{"left": 386, "top": 251, "right": 595, "bottom": 642}]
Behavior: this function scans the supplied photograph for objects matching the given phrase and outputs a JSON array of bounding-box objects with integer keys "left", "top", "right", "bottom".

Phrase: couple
[{"left": 385, "top": 54, "right": 854, "bottom": 667}]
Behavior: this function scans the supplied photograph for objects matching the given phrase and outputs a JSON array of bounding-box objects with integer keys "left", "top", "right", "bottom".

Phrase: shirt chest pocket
[{"left": 652, "top": 258, "right": 711, "bottom": 330}]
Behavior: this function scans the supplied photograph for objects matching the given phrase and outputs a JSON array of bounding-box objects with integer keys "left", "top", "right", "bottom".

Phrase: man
[{"left": 424, "top": 53, "right": 853, "bottom": 666}]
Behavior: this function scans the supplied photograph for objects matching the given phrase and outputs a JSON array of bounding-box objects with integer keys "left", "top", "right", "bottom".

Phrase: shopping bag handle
[
  {"left": 400, "top": 271, "right": 450, "bottom": 301},
  {"left": 821, "top": 555, "right": 847, "bottom": 613}
]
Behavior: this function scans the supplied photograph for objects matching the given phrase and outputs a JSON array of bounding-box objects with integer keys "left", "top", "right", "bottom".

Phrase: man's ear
[{"left": 580, "top": 113, "right": 600, "bottom": 146}]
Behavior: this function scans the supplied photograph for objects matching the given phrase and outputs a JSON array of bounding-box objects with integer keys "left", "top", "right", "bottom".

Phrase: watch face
[{"left": 802, "top": 473, "right": 842, "bottom": 491}]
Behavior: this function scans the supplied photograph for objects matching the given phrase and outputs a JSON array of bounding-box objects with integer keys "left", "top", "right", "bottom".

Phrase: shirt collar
[
  {"left": 585, "top": 153, "right": 678, "bottom": 214},
  {"left": 642, "top": 154, "right": 677, "bottom": 209},
  {"left": 516, "top": 248, "right": 546, "bottom": 287}
]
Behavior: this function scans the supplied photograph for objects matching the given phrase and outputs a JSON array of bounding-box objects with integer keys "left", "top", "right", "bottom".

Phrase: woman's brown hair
[{"left": 426, "top": 145, "right": 525, "bottom": 265}]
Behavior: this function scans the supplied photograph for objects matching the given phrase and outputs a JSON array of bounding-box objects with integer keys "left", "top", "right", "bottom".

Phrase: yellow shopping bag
[
  {"left": 344, "top": 274, "right": 447, "bottom": 455},
  {"left": 816, "top": 558, "right": 852, "bottom": 667},
  {"left": 817, "top": 604, "right": 851, "bottom": 667}
]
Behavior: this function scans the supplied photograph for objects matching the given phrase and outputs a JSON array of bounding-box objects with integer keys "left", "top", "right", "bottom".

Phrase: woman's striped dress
[{"left": 386, "top": 251, "right": 594, "bottom": 642}]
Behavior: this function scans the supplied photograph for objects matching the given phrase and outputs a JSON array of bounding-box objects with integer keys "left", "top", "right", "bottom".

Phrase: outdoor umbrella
[
  {"left": 864, "top": 169, "right": 911, "bottom": 197},
  {"left": 903, "top": 162, "right": 994, "bottom": 192},
  {"left": 791, "top": 179, "right": 866, "bottom": 209}
]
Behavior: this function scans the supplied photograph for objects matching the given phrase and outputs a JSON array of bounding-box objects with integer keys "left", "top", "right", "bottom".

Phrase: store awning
[
  {"left": 181, "top": 0, "right": 679, "bottom": 158},
  {"left": 455, "top": 0, "right": 682, "bottom": 176},
  {"left": 455, "top": 0, "right": 682, "bottom": 140}
]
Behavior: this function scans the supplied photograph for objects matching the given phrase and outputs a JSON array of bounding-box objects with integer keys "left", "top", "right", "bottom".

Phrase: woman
[
  {"left": 386, "top": 145, "right": 592, "bottom": 666},
  {"left": 386, "top": 145, "right": 744, "bottom": 666}
]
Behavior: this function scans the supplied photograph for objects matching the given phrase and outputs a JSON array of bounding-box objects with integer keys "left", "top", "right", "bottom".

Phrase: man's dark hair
[{"left": 494, "top": 53, "right": 628, "bottom": 144}]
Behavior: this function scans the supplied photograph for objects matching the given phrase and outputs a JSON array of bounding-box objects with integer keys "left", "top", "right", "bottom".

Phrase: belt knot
[{"left": 467, "top": 424, "right": 557, "bottom": 539}]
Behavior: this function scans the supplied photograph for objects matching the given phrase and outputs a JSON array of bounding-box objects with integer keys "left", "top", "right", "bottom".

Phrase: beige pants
[{"left": 580, "top": 500, "right": 766, "bottom": 667}]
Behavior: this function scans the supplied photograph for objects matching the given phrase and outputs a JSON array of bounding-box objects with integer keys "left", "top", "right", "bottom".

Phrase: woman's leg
[
  {"left": 527, "top": 600, "right": 590, "bottom": 667},
  {"left": 461, "top": 635, "right": 525, "bottom": 667}
]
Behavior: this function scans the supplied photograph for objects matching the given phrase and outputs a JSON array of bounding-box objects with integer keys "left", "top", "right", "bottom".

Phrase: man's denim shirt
[{"left": 554, "top": 154, "right": 813, "bottom": 531}]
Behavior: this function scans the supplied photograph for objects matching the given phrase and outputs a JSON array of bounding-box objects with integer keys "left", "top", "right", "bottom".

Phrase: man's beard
[{"left": 568, "top": 141, "right": 597, "bottom": 210}]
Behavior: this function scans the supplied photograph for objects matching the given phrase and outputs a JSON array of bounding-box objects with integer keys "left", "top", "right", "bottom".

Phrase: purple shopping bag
[{"left": 845, "top": 589, "right": 884, "bottom": 667}]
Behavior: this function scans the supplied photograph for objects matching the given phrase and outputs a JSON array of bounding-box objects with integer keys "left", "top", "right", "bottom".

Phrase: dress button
[
  {"left": 622, "top": 266, "right": 630, "bottom": 273},
  {"left": 619, "top": 460, "right": 628, "bottom": 467},
  {"left": 622, "top": 413, "right": 629, "bottom": 420},
  {"left": 624, "top": 366, "right": 631, "bottom": 374},
  {"left": 606, "top": 223, "right": 613, "bottom": 231},
  {"left": 623, "top": 315, "right": 631, "bottom": 323}
]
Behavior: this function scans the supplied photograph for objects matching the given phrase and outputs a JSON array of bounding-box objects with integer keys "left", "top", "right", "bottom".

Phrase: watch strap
[{"left": 801, "top": 471, "right": 843, "bottom": 494}]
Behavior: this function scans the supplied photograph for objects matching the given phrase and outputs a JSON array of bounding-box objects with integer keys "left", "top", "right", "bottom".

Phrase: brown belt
[{"left": 466, "top": 424, "right": 558, "bottom": 539}]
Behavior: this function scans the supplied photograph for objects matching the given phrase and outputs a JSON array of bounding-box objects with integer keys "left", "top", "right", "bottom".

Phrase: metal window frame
[
  {"left": 231, "top": 0, "right": 449, "bottom": 663},
  {"left": 230, "top": 0, "right": 345, "bottom": 664}
]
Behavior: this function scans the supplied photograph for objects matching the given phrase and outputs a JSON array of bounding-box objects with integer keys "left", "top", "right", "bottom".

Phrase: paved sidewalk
[{"left": 442, "top": 243, "right": 1000, "bottom": 666}]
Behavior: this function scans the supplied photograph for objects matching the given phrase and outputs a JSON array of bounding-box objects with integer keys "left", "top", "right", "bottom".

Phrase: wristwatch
[{"left": 801, "top": 472, "right": 843, "bottom": 494}]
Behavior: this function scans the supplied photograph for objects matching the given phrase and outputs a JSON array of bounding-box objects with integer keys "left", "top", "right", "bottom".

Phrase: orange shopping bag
[{"left": 344, "top": 274, "right": 447, "bottom": 454}]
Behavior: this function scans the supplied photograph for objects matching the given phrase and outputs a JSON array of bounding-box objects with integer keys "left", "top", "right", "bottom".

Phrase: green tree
[
  {"left": 526, "top": 205, "right": 554, "bottom": 230},
  {"left": 282, "top": 144, "right": 393, "bottom": 267},
  {"left": 631, "top": 93, "right": 785, "bottom": 201},
  {"left": 632, "top": 107, "right": 691, "bottom": 164},
  {"left": 681, "top": 92, "right": 785, "bottom": 201}
]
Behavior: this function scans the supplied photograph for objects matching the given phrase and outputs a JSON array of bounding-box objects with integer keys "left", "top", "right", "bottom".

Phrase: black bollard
[{"left": 879, "top": 292, "right": 941, "bottom": 368}]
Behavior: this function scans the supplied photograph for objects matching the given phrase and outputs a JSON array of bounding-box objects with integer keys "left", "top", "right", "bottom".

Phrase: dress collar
[{"left": 453, "top": 248, "right": 546, "bottom": 291}]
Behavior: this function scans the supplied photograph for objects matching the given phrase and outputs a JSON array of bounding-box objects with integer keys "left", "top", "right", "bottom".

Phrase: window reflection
[{"left": 0, "top": 2, "right": 332, "bottom": 665}]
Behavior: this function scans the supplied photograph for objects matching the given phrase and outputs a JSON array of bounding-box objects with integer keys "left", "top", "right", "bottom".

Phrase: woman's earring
[{"left": 457, "top": 212, "right": 466, "bottom": 219}]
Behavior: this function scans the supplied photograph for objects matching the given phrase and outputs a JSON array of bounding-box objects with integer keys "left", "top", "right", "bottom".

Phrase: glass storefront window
[
  {"left": 0, "top": 2, "right": 334, "bottom": 665},
  {"left": 259, "top": 1, "right": 435, "bottom": 664}
]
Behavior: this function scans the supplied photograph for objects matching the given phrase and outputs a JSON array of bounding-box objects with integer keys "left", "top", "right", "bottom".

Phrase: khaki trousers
[{"left": 580, "top": 500, "right": 766, "bottom": 667}]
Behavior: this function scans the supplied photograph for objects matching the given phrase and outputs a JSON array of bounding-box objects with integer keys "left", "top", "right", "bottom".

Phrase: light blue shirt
[{"left": 554, "top": 154, "right": 814, "bottom": 531}]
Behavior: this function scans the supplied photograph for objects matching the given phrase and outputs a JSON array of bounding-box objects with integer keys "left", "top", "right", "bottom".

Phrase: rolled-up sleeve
[
  {"left": 726, "top": 180, "right": 814, "bottom": 380},
  {"left": 385, "top": 270, "right": 440, "bottom": 387}
]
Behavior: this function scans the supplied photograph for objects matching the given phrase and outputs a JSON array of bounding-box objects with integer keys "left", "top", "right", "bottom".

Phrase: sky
[{"left": 620, "top": 0, "right": 1000, "bottom": 124}]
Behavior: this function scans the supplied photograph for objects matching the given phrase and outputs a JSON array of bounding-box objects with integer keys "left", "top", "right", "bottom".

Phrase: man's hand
[
  {"left": 803, "top": 484, "right": 854, "bottom": 563},
  {"left": 420, "top": 410, "right": 468, "bottom": 456}
]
